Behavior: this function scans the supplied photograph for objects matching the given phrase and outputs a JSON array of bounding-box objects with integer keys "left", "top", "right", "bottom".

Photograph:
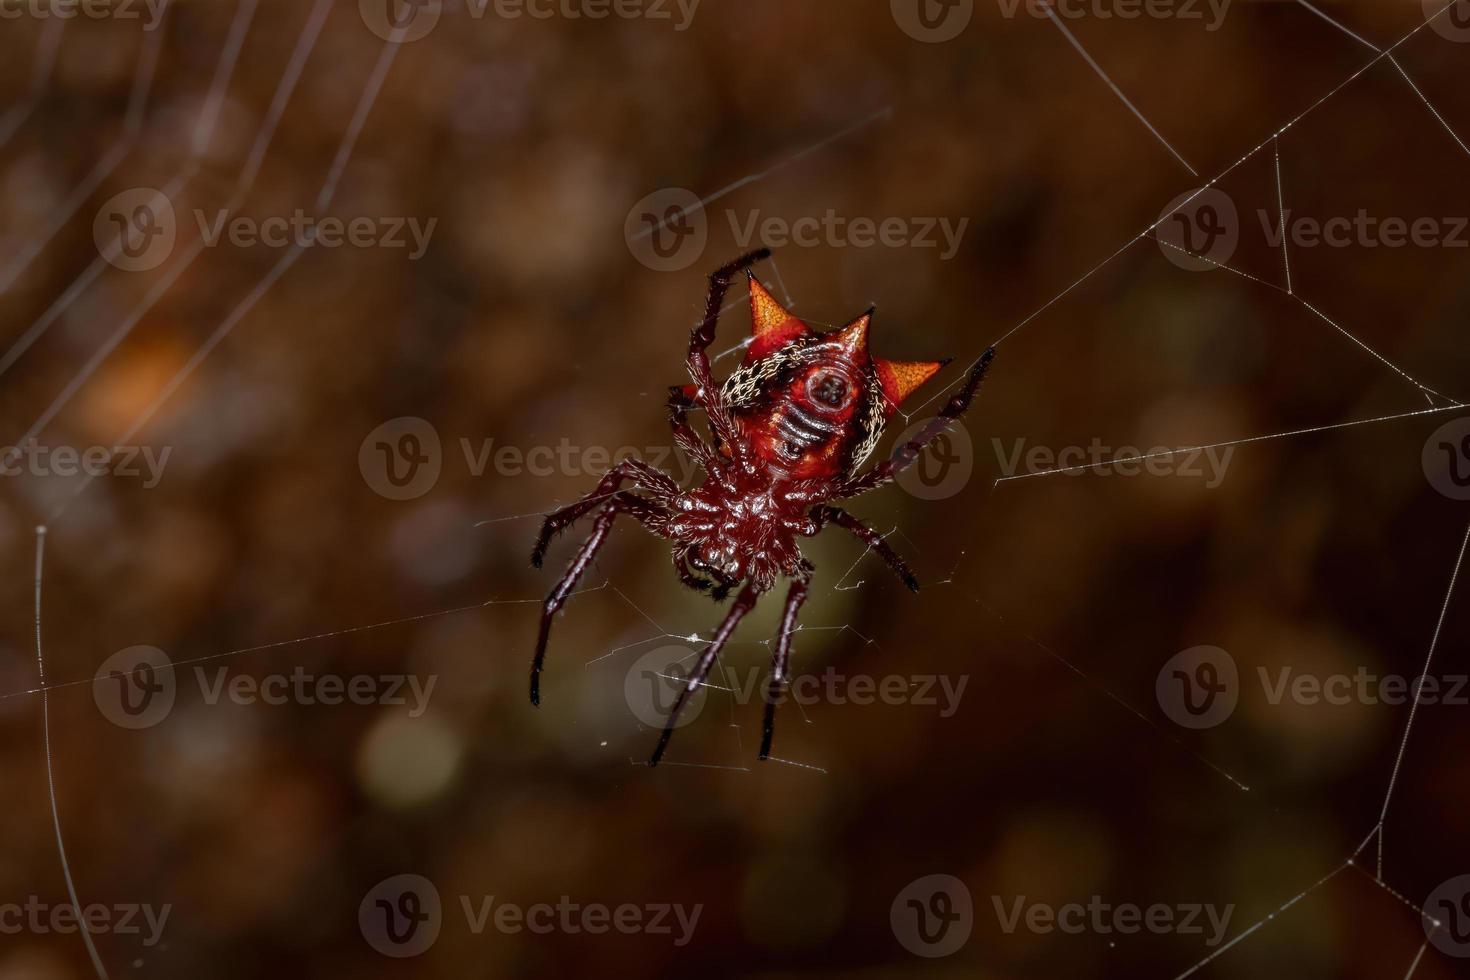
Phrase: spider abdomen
[{"left": 734, "top": 343, "right": 873, "bottom": 481}]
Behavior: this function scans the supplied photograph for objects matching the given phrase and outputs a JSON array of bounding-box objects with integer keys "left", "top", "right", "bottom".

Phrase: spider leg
[
  {"left": 673, "top": 548, "right": 715, "bottom": 595},
  {"left": 759, "top": 565, "right": 811, "bottom": 761},
  {"left": 648, "top": 580, "right": 762, "bottom": 766},
  {"left": 531, "top": 458, "right": 678, "bottom": 568},
  {"left": 667, "top": 386, "right": 717, "bottom": 472},
  {"left": 531, "top": 493, "right": 668, "bottom": 706},
  {"left": 684, "top": 248, "right": 771, "bottom": 472},
  {"left": 838, "top": 347, "right": 995, "bottom": 499},
  {"left": 811, "top": 505, "right": 919, "bottom": 592}
]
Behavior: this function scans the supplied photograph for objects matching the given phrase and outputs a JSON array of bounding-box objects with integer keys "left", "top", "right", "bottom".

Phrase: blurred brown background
[{"left": 0, "top": 0, "right": 1468, "bottom": 977}]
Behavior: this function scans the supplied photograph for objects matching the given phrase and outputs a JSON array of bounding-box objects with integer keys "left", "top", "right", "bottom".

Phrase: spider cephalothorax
[{"left": 530, "top": 248, "right": 994, "bottom": 765}]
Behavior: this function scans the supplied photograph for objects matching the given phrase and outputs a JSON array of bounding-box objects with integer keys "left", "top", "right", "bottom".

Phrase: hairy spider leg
[
  {"left": 530, "top": 458, "right": 676, "bottom": 568},
  {"left": 839, "top": 347, "right": 996, "bottom": 498},
  {"left": 666, "top": 387, "right": 715, "bottom": 471},
  {"left": 759, "top": 565, "right": 810, "bottom": 761},
  {"left": 684, "top": 247, "right": 772, "bottom": 471},
  {"left": 531, "top": 493, "right": 668, "bottom": 706},
  {"left": 648, "top": 580, "right": 763, "bottom": 766},
  {"left": 811, "top": 505, "right": 920, "bottom": 592},
  {"left": 754, "top": 510, "right": 917, "bottom": 759}
]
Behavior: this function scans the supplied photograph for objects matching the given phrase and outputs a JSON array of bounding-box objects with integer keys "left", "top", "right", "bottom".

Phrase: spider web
[
  {"left": 884, "top": 3, "right": 1469, "bottom": 975},
  {"left": 0, "top": 2, "right": 1466, "bottom": 977}
]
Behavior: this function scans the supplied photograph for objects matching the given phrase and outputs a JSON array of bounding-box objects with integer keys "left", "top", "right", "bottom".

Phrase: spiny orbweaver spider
[{"left": 531, "top": 248, "right": 994, "bottom": 766}]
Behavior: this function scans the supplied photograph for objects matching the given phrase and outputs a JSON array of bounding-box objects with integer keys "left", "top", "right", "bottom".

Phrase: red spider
[{"left": 530, "top": 248, "right": 994, "bottom": 766}]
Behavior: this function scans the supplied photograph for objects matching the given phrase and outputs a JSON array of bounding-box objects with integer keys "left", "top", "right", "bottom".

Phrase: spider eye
[{"left": 782, "top": 441, "right": 803, "bottom": 458}]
